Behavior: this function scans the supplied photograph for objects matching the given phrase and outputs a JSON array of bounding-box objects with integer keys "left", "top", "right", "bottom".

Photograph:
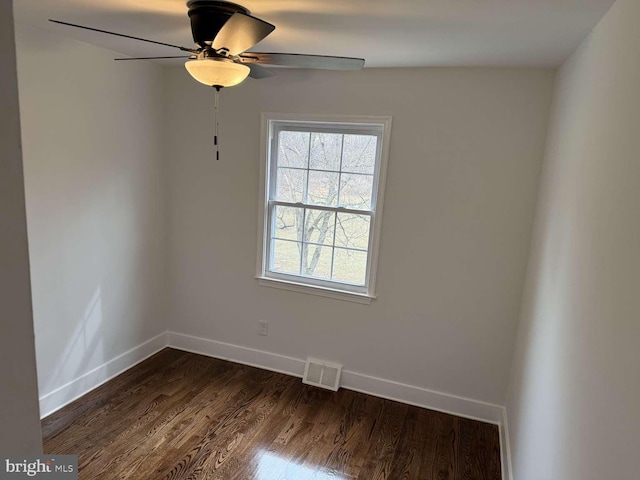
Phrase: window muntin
[{"left": 259, "top": 116, "right": 390, "bottom": 300}]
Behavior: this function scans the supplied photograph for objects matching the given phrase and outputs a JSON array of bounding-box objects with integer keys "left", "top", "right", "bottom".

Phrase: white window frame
[{"left": 256, "top": 113, "right": 392, "bottom": 304}]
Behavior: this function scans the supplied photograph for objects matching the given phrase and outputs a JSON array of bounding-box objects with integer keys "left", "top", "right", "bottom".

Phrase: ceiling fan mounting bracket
[
  {"left": 198, "top": 50, "right": 233, "bottom": 61},
  {"left": 187, "top": 0, "right": 250, "bottom": 47}
]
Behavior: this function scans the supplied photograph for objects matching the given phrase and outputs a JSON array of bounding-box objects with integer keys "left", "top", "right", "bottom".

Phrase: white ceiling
[{"left": 14, "top": 0, "right": 615, "bottom": 68}]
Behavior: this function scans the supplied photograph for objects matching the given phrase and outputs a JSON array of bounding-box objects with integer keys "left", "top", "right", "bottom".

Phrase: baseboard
[
  {"left": 500, "top": 407, "right": 514, "bottom": 480},
  {"left": 39, "top": 332, "right": 168, "bottom": 418},
  {"left": 167, "top": 331, "right": 504, "bottom": 425},
  {"left": 340, "top": 370, "right": 504, "bottom": 425},
  {"left": 166, "top": 331, "right": 306, "bottom": 378}
]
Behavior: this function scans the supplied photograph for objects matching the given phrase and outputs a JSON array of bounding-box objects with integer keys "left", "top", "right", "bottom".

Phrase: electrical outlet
[{"left": 258, "top": 320, "right": 268, "bottom": 336}]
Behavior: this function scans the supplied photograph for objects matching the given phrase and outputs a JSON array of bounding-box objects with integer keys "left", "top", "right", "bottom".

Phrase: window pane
[
  {"left": 310, "top": 133, "right": 342, "bottom": 171},
  {"left": 339, "top": 173, "right": 374, "bottom": 210},
  {"left": 335, "top": 213, "right": 371, "bottom": 250},
  {"left": 273, "top": 206, "right": 303, "bottom": 242},
  {"left": 278, "top": 131, "right": 310, "bottom": 168},
  {"left": 272, "top": 239, "right": 301, "bottom": 275},
  {"left": 302, "top": 244, "right": 333, "bottom": 280},
  {"left": 265, "top": 118, "right": 388, "bottom": 294},
  {"left": 276, "top": 168, "right": 306, "bottom": 203},
  {"left": 308, "top": 170, "right": 339, "bottom": 206},
  {"left": 304, "top": 209, "right": 335, "bottom": 245},
  {"left": 332, "top": 248, "right": 368, "bottom": 285},
  {"left": 342, "top": 135, "right": 377, "bottom": 174}
]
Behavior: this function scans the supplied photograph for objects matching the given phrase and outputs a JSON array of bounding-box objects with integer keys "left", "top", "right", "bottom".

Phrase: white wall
[
  {"left": 164, "top": 66, "right": 554, "bottom": 405},
  {"left": 15, "top": 25, "right": 168, "bottom": 415},
  {"left": 0, "top": 0, "right": 42, "bottom": 454},
  {"left": 505, "top": 0, "right": 640, "bottom": 478}
]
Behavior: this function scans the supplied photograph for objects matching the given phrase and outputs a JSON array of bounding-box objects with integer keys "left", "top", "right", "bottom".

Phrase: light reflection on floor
[{"left": 256, "top": 451, "right": 347, "bottom": 480}]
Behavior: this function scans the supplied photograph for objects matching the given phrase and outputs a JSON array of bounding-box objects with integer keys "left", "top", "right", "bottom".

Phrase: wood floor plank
[
  {"left": 357, "top": 399, "right": 408, "bottom": 480},
  {"left": 387, "top": 407, "right": 426, "bottom": 479},
  {"left": 42, "top": 349, "right": 502, "bottom": 480},
  {"left": 431, "top": 413, "right": 457, "bottom": 480}
]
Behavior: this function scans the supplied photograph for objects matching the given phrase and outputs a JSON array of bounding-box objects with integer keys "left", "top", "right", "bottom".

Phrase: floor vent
[{"left": 302, "top": 358, "right": 342, "bottom": 391}]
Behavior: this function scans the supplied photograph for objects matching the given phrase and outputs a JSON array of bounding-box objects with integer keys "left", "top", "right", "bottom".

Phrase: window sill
[{"left": 255, "top": 276, "right": 375, "bottom": 305}]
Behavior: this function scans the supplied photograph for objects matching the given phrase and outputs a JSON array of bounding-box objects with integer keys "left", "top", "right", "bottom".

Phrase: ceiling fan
[
  {"left": 49, "top": 0, "right": 366, "bottom": 89},
  {"left": 50, "top": 1, "right": 365, "bottom": 160}
]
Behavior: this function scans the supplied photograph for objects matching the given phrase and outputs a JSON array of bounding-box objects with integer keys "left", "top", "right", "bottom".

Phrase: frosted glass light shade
[{"left": 185, "top": 58, "right": 250, "bottom": 87}]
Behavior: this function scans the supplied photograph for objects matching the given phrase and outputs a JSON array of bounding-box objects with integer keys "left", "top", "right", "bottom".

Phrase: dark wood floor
[{"left": 42, "top": 348, "right": 501, "bottom": 480}]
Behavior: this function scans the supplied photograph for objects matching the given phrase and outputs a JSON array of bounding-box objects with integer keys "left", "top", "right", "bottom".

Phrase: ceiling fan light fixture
[{"left": 185, "top": 57, "right": 250, "bottom": 87}]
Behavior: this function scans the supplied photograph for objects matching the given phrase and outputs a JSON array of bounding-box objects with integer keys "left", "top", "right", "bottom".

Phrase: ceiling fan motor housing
[{"left": 187, "top": 0, "right": 250, "bottom": 47}]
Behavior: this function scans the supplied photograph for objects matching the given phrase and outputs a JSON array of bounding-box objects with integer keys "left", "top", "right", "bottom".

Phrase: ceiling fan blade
[
  {"left": 240, "top": 53, "right": 365, "bottom": 70},
  {"left": 247, "top": 63, "right": 275, "bottom": 79},
  {"left": 212, "top": 13, "right": 275, "bottom": 56},
  {"left": 114, "top": 56, "right": 192, "bottom": 61},
  {"left": 49, "top": 19, "right": 199, "bottom": 54}
]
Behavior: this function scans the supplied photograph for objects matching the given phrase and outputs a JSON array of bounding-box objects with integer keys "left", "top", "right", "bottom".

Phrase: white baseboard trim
[
  {"left": 340, "top": 370, "right": 504, "bottom": 425},
  {"left": 500, "top": 407, "right": 514, "bottom": 480},
  {"left": 167, "top": 331, "right": 306, "bottom": 378},
  {"left": 39, "top": 332, "right": 168, "bottom": 418},
  {"left": 167, "top": 331, "right": 504, "bottom": 425}
]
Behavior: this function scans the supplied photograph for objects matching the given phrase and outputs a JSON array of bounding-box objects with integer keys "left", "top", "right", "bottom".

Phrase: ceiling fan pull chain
[{"left": 214, "top": 86, "right": 221, "bottom": 161}]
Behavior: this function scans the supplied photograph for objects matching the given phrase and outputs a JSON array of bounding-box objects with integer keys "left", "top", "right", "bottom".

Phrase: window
[{"left": 257, "top": 113, "right": 391, "bottom": 303}]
